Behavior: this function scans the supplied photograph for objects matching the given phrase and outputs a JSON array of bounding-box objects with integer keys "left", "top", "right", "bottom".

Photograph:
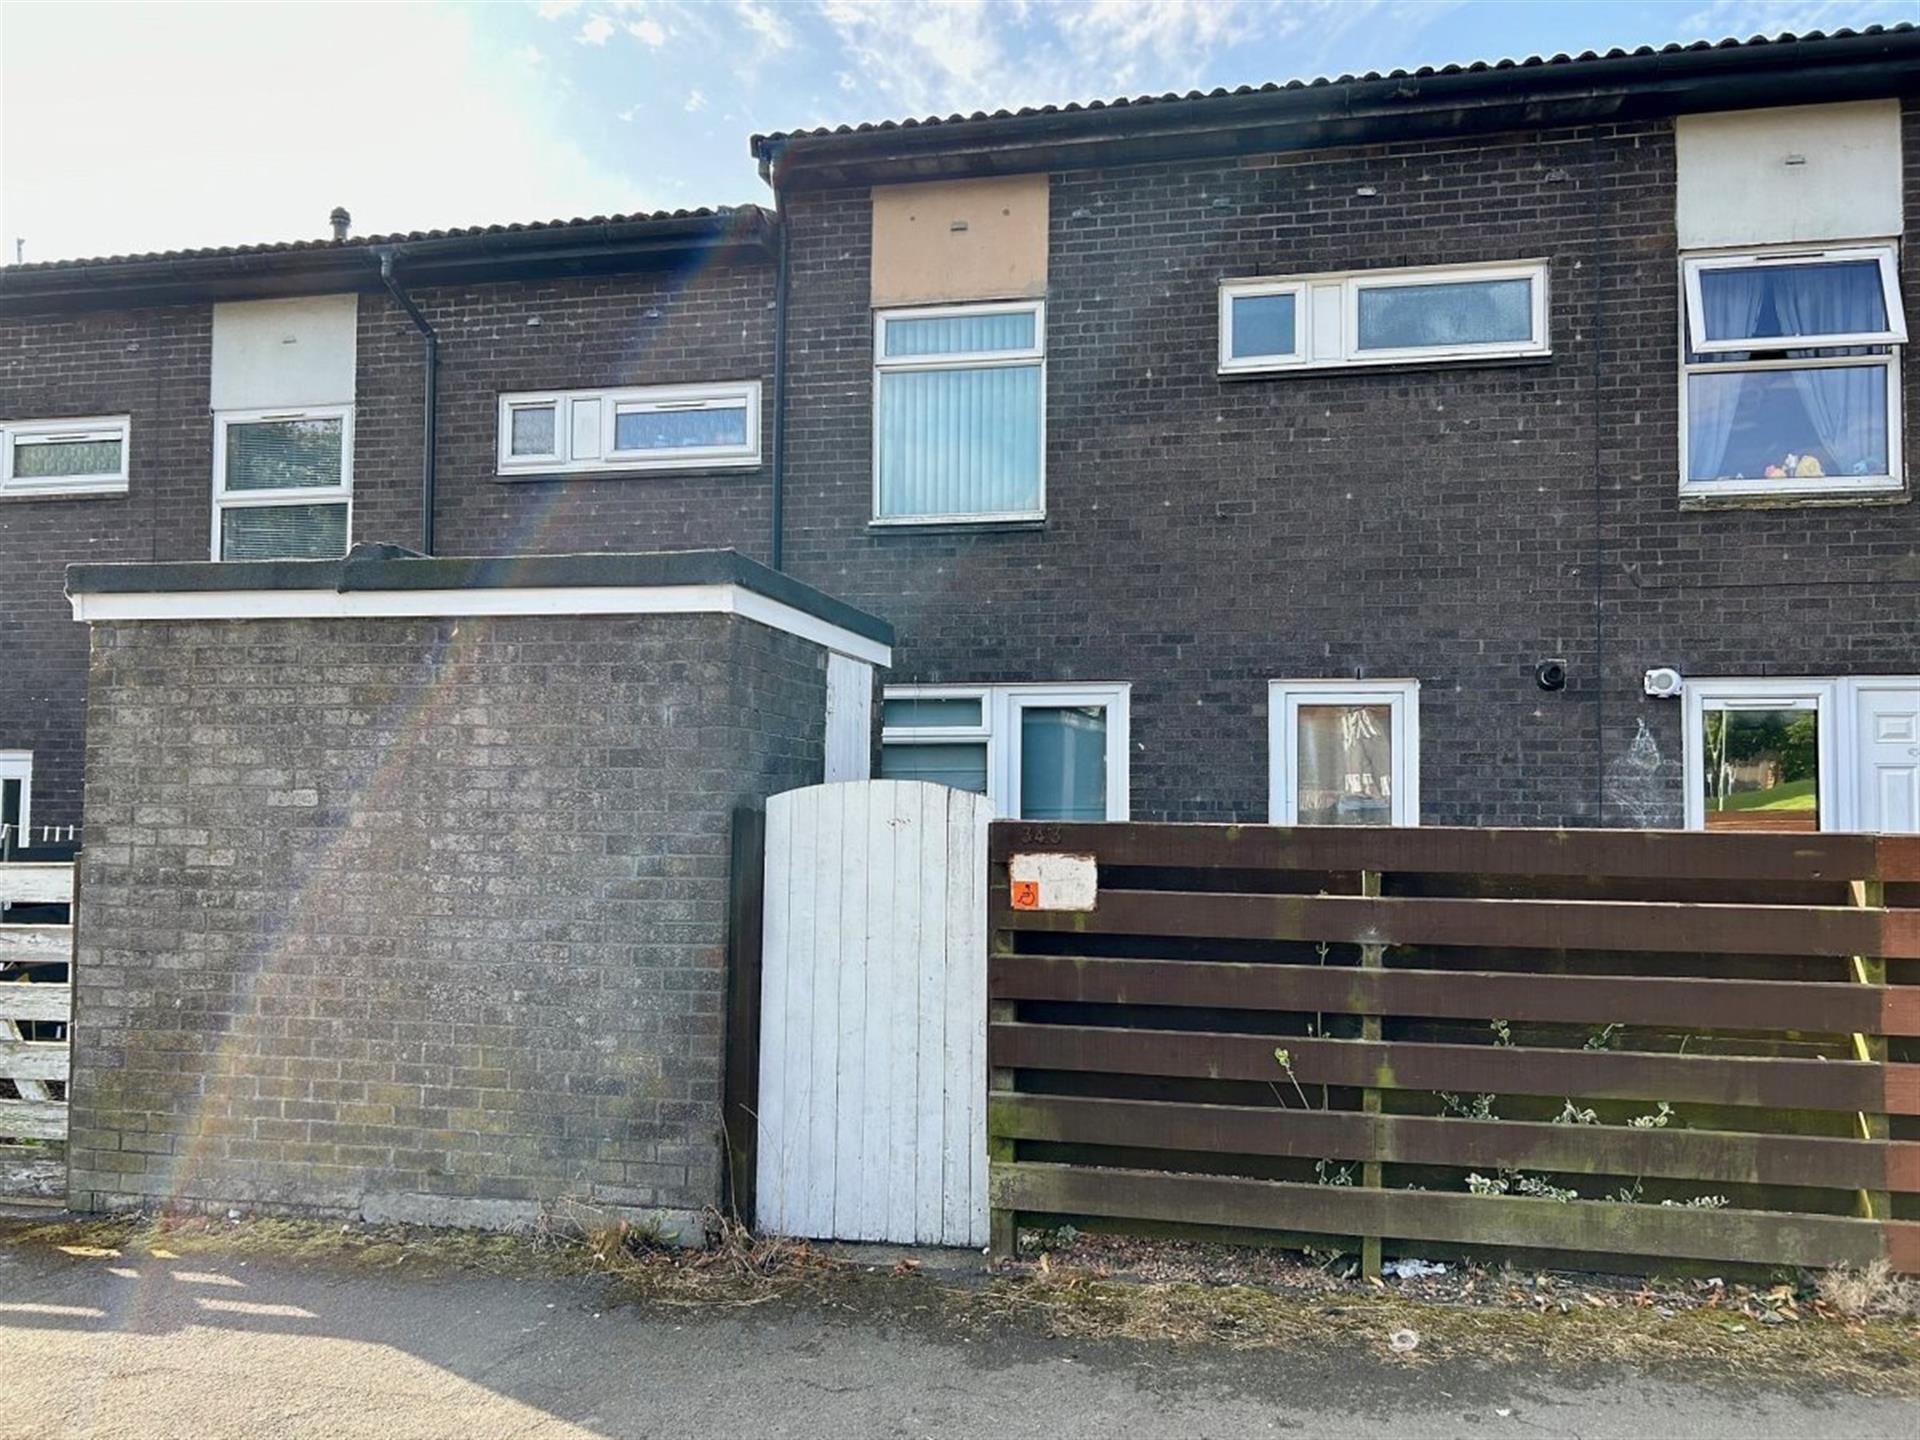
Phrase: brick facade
[
  {"left": 1, "top": 256, "right": 775, "bottom": 833},
  {"left": 6, "top": 86, "right": 1920, "bottom": 834},
  {"left": 65, "top": 607, "right": 829, "bottom": 1228},
  {"left": 776, "top": 105, "right": 1920, "bottom": 827}
]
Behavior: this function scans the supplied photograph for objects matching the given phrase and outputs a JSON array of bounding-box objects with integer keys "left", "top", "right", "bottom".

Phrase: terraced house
[{"left": 4, "top": 26, "right": 1920, "bottom": 845}]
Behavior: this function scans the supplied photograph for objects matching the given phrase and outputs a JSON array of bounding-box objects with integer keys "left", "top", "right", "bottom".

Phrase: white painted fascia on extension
[{"left": 68, "top": 581, "right": 893, "bottom": 667}]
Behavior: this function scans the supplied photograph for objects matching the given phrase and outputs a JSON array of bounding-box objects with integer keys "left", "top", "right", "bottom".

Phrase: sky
[{"left": 0, "top": 0, "right": 1914, "bottom": 264}]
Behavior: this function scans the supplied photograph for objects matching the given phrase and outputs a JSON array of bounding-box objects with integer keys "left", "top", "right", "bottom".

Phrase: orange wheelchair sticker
[{"left": 1011, "top": 880, "right": 1040, "bottom": 910}]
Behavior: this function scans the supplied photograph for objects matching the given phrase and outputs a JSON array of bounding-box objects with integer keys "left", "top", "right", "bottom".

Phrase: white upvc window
[
  {"left": 878, "top": 681, "right": 1129, "bottom": 820},
  {"left": 1269, "top": 679, "right": 1421, "bottom": 827},
  {"left": 495, "top": 381, "right": 761, "bottom": 477},
  {"left": 0, "top": 751, "right": 30, "bottom": 849},
  {"left": 1679, "top": 242, "right": 1905, "bottom": 500},
  {"left": 1683, "top": 678, "right": 1839, "bottom": 832},
  {"left": 212, "top": 406, "right": 352, "bottom": 562},
  {"left": 1220, "top": 260, "right": 1550, "bottom": 375},
  {"left": 0, "top": 415, "right": 130, "bottom": 497},
  {"left": 872, "top": 301, "right": 1046, "bottom": 525}
]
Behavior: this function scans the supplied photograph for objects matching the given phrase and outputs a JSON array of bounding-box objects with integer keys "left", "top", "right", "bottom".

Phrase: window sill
[
  {"left": 867, "top": 517, "right": 1046, "bottom": 538},
  {"left": 1218, "top": 351, "right": 1553, "bottom": 380},
  {"left": 494, "top": 463, "right": 762, "bottom": 484},
  {"left": 0, "top": 485, "right": 129, "bottom": 502},
  {"left": 1678, "top": 483, "right": 1908, "bottom": 513}
]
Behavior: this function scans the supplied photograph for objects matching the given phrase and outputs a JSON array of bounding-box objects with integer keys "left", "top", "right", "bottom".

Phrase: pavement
[{"left": 2, "top": 1237, "right": 1914, "bottom": 1439}]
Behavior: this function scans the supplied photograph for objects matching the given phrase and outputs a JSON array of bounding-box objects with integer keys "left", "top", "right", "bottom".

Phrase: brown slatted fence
[{"left": 987, "top": 823, "right": 1920, "bottom": 1276}]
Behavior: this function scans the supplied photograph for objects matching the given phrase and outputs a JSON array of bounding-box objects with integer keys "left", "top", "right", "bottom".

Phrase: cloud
[
  {"left": 735, "top": 0, "right": 795, "bottom": 51},
  {"left": 1677, "top": 0, "right": 1913, "bottom": 37},
  {"left": 577, "top": 14, "right": 616, "bottom": 45},
  {"left": 0, "top": 4, "right": 646, "bottom": 261},
  {"left": 685, "top": 89, "right": 709, "bottom": 112},
  {"left": 810, "top": 0, "right": 1399, "bottom": 118},
  {"left": 627, "top": 17, "right": 667, "bottom": 46}
]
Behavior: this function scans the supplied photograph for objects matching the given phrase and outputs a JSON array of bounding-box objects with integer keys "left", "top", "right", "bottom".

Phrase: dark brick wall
[
  {"left": 1, "top": 255, "right": 774, "bottom": 831},
  {"left": 0, "top": 305, "right": 212, "bottom": 835},
  {"left": 778, "top": 103, "right": 1920, "bottom": 826},
  {"left": 66, "top": 610, "right": 827, "bottom": 1227}
]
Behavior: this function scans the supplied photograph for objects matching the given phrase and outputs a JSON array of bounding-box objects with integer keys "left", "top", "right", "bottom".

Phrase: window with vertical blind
[
  {"left": 212, "top": 407, "right": 351, "bottom": 561},
  {"left": 873, "top": 301, "right": 1045, "bottom": 524},
  {"left": 877, "top": 682, "right": 1128, "bottom": 819}
]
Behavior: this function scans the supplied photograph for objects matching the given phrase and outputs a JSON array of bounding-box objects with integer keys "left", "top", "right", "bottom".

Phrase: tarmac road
[{"left": 2, "top": 1236, "right": 1912, "bottom": 1439}]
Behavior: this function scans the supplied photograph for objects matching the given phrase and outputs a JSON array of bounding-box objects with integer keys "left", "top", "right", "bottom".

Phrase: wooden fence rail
[
  {"left": 1, "top": 861, "right": 75, "bottom": 1144},
  {"left": 987, "top": 821, "right": 1920, "bottom": 1277}
]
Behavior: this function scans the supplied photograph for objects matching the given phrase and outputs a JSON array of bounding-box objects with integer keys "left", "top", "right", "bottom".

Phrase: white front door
[{"left": 1855, "top": 686, "right": 1920, "bottom": 833}]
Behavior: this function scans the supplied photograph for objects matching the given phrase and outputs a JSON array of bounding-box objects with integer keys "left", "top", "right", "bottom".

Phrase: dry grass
[
  {"left": 1816, "top": 1261, "right": 1920, "bottom": 1321},
  {"left": 985, "top": 1261, "right": 1920, "bottom": 1393},
  {"left": 7, "top": 1211, "right": 1919, "bottom": 1393}
]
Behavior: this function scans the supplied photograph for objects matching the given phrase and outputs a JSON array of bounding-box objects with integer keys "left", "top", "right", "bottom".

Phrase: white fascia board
[{"left": 69, "top": 581, "right": 893, "bottom": 667}]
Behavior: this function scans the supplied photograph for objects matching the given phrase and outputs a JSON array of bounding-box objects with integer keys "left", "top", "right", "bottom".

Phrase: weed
[
  {"left": 1583, "top": 1024, "right": 1622, "bottom": 1052},
  {"left": 1314, "top": 1159, "right": 1355, "bottom": 1187},
  {"left": 1628, "top": 1103, "right": 1674, "bottom": 1130},
  {"left": 1553, "top": 1100, "right": 1599, "bottom": 1126},
  {"left": 1817, "top": 1260, "right": 1920, "bottom": 1320},
  {"left": 1439, "top": 1091, "right": 1498, "bottom": 1121}
]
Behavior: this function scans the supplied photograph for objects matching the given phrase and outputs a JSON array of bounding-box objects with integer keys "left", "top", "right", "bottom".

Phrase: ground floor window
[
  {"left": 1684, "top": 677, "right": 1920, "bottom": 833},
  {"left": 1269, "top": 679, "right": 1420, "bottom": 826},
  {"left": 878, "top": 682, "right": 1129, "bottom": 820},
  {"left": 0, "top": 751, "right": 31, "bottom": 850}
]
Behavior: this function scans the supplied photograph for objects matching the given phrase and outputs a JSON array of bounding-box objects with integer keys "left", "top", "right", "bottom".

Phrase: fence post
[
  {"left": 1847, "top": 876, "right": 1891, "bottom": 1223},
  {"left": 988, "top": 846, "right": 1017, "bottom": 1260},
  {"left": 1359, "top": 867, "right": 1384, "bottom": 1281},
  {"left": 723, "top": 805, "right": 767, "bottom": 1228}
]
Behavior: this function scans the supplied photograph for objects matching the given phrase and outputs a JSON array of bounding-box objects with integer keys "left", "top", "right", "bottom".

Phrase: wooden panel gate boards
[
  {"left": 988, "top": 823, "right": 1920, "bottom": 1276},
  {"left": 755, "top": 781, "right": 991, "bottom": 1246},
  {"left": 1, "top": 862, "right": 75, "bottom": 1142}
]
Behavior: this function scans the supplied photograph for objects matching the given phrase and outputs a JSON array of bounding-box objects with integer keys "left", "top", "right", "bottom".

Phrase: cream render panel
[
  {"left": 871, "top": 174, "right": 1049, "bottom": 306},
  {"left": 210, "top": 295, "right": 360, "bottom": 411},
  {"left": 1675, "top": 101, "right": 1902, "bottom": 249}
]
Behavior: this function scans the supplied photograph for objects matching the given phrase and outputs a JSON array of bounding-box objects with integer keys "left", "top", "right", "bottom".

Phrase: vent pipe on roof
[{"left": 329, "top": 207, "right": 352, "bottom": 242}]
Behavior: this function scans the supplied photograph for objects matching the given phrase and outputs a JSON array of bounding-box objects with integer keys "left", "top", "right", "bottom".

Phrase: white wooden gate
[{"left": 755, "top": 780, "right": 990, "bottom": 1246}]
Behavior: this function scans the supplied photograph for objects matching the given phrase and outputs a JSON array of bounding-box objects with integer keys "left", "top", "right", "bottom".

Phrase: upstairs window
[
  {"left": 497, "top": 381, "right": 761, "bottom": 477},
  {"left": 1680, "top": 244, "right": 1905, "bottom": 499},
  {"left": 0, "top": 416, "right": 130, "bottom": 498},
  {"left": 873, "top": 302, "right": 1044, "bottom": 524},
  {"left": 1220, "top": 261, "right": 1549, "bottom": 374},
  {"left": 213, "top": 407, "right": 351, "bottom": 561}
]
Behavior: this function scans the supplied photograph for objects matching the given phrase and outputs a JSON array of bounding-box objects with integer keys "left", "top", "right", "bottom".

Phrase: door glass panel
[
  {"left": 1296, "top": 703, "right": 1394, "bottom": 825},
  {"left": 879, "top": 742, "right": 988, "bottom": 795},
  {"left": 1019, "top": 705, "right": 1107, "bottom": 821},
  {"left": 1700, "top": 706, "right": 1820, "bottom": 831}
]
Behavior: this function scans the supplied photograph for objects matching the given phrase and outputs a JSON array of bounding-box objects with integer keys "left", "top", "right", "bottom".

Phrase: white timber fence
[
  {"left": 1, "top": 862, "right": 75, "bottom": 1142},
  {"left": 754, "top": 780, "right": 992, "bottom": 1247}
]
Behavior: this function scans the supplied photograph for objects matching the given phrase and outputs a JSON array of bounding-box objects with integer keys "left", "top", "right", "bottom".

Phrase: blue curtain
[{"left": 1019, "top": 706, "right": 1106, "bottom": 821}]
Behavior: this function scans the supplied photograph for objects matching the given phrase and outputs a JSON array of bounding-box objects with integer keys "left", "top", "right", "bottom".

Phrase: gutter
[{"left": 375, "top": 249, "right": 438, "bottom": 556}]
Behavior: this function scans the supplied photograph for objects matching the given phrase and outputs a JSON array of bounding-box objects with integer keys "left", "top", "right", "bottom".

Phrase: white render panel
[
  {"left": 1675, "top": 101, "right": 1902, "bottom": 248},
  {"left": 756, "top": 780, "right": 990, "bottom": 1246},
  {"left": 210, "top": 296, "right": 359, "bottom": 411},
  {"left": 824, "top": 655, "right": 874, "bottom": 784}
]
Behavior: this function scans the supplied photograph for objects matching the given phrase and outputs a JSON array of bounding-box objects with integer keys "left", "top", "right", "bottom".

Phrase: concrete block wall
[{"left": 65, "top": 609, "right": 827, "bottom": 1229}]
